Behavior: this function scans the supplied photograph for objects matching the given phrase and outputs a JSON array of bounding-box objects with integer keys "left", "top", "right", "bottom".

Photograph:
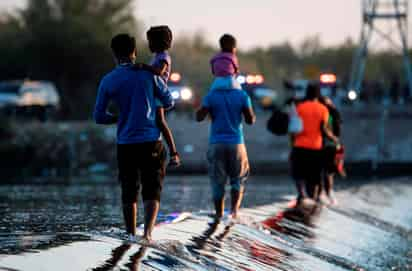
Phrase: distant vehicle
[
  {"left": 167, "top": 73, "right": 197, "bottom": 111},
  {"left": 0, "top": 80, "right": 60, "bottom": 121},
  {"left": 284, "top": 74, "right": 355, "bottom": 104},
  {"left": 237, "top": 74, "right": 280, "bottom": 110},
  {"left": 286, "top": 79, "right": 308, "bottom": 99}
]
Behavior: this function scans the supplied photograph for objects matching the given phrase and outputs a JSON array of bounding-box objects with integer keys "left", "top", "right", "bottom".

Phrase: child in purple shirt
[
  {"left": 135, "top": 26, "right": 172, "bottom": 84},
  {"left": 210, "top": 34, "right": 242, "bottom": 91},
  {"left": 135, "top": 26, "right": 180, "bottom": 167}
]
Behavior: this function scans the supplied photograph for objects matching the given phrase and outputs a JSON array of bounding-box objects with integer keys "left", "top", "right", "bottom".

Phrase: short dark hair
[
  {"left": 305, "top": 82, "right": 321, "bottom": 100},
  {"left": 219, "top": 34, "right": 237, "bottom": 53},
  {"left": 111, "top": 34, "right": 136, "bottom": 59},
  {"left": 318, "top": 95, "right": 327, "bottom": 105},
  {"left": 146, "top": 25, "right": 173, "bottom": 53}
]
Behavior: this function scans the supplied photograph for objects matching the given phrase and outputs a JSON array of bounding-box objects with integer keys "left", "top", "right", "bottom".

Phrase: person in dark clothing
[
  {"left": 319, "top": 96, "right": 342, "bottom": 205},
  {"left": 290, "top": 83, "right": 339, "bottom": 205},
  {"left": 134, "top": 26, "right": 181, "bottom": 167},
  {"left": 94, "top": 33, "right": 174, "bottom": 243}
]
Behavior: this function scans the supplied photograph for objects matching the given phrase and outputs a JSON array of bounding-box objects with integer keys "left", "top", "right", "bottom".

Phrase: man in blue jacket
[{"left": 94, "top": 34, "right": 174, "bottom": 242}]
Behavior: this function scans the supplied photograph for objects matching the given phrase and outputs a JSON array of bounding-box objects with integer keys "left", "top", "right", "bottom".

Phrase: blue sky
[{"left": 0, "top": 0, "right": 374, "bottom": 49}]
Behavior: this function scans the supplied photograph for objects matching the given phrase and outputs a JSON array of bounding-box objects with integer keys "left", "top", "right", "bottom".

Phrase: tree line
[{"left": 0, "top": 0, "right": 408, "bottom": 119}]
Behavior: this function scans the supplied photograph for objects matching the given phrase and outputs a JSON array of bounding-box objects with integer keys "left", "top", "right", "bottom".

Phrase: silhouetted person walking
[
  {"left": 94, "top": 34, "right": 174, "bottom": 242},
  {"left": 290, "top": 83, "right": 338, "bottom": 204},
  {"left": 320, "top": 96, "right": 342, "bottom": 205},
  {"left": 196, "top": 34, "right": 255, "bottom": 221}
]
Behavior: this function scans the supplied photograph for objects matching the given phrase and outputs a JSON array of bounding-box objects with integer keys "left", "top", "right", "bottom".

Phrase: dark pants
[
  {"left": 291, "top": 147, "right": 323, "bottom": 199},
  {"left": 323, "top": 146, "right": 337, "bottom": 174},
  {"left": 117, "top": 141, "right": 166, "bottom": 204}
]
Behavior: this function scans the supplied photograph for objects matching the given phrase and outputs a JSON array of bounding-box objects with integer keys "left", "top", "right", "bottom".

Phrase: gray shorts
[{"left": 207, "top": 144, "right": 250, "bottom": 200}]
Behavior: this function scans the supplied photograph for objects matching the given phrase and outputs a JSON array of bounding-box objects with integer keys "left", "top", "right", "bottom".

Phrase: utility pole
[{"left": 348, "top": 0, "right": 412, "bottom": 97}]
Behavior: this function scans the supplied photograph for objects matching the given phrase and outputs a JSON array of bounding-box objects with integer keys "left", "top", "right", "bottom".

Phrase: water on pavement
[{"left": 0, "top": 176, "right": 411, "bottom": 271}]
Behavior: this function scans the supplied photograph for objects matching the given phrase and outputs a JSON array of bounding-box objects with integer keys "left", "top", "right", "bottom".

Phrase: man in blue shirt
[
  {"left": 196, "top": 88, "right": 256, "bottom": 222},
  {"left": 94, "top": 34, "right": 174, "bottom": 243}
]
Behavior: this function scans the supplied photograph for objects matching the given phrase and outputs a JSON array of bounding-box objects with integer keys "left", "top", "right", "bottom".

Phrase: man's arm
[
  {"left": 93, "top": 80, "right": 117, "bottom": 125},
  {"left": 196, "top": 107, "right": 209, "bottom": 122},
  {"left": 153, "top": 76, "right": 174, "bottom": 110},
  {"left": 331, "top": 107, "right": 342, "bottom": 137},
  {"left": 242, "top": 94, "right": 256, "bottom": 125},
  {"left": 151, "top": 61, "right": 168, "bottom": 76},
  {"left": 196, "top": 94, "right": 210, "bottom": 122},
  {"left": 156, "top": 108, "right": 178, "bottom": 155},
  {"left": 322, "top": 122, "right": 338, "bottom": 144},
  {"left": 134, "top": 61, "right": 168, "bottom": 76},
  {"left": 242, "top": 107, "right": 256, "bottom": 125},
  {"left": 321, "top": 109, "right": 338, "bottom": 144}
]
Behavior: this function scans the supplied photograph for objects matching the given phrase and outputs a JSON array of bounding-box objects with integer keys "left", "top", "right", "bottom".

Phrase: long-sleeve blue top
[{"left": 94, "top": 63, "right": 174, "bottom": 144}]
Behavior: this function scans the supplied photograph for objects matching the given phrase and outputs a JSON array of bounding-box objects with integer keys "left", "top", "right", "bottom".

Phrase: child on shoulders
[
  {"left": 134, "top": 25, "right": 180, "bottom": 167},
  {"left": 210, "top": 34, "right": 242, "bottom": 91}
]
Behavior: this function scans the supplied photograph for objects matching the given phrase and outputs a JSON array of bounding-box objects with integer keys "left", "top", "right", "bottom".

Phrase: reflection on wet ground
[
  {"left": 262, "top": 200, "right": 321, "bottom": 240},
  {"left": 91, "top": 244, "right": 148, "bottom": 271},
  {"left": 0, "top": 176, "right": 411, "bottom": 270}
]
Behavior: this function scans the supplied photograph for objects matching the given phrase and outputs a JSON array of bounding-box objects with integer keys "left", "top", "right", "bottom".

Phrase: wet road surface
[{"left": 0, "top": 176, "right": 411, "bottom": 270}]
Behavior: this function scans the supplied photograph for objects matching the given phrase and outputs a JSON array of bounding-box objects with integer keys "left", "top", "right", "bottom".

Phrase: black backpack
[{"left": 267, "top": 109, "right": 289, "bottom": 136}]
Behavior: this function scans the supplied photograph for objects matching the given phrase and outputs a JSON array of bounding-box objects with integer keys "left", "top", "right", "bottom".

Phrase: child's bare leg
[{"left": 156, "top": 108, "right": 180, "bottom": 167}]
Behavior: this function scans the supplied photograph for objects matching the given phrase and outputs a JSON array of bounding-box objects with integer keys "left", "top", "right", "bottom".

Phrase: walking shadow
[
  {"left": 189, "top": 219, "right": 295, "bottom": 270},
  {"left": 262, "top": 200, "right": 323, "bottom": 241},
  {"left": 189, "top": 220, "right": 233, "bottom": 252},
  {"left": 91, "top": 243, "right": 147, "bottom": 271}
]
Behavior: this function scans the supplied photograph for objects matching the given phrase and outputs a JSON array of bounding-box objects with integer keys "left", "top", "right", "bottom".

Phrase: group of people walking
[
  {"left": 289, "top": 85, "right": 343, "bottom": 206},
  {"left": 94, "top": 26, "right": 343, "bottom": 243}
]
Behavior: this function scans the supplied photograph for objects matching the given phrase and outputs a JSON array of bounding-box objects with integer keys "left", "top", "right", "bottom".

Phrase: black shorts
[
  {"left": 291, "top": 147, "right": 323, "bottom": 184},
  {"left": 117, "top": 141, "right": 166, "bottom": 203},
  {"left": 323, "top": 146, "right": 337, "bottom": 174}
]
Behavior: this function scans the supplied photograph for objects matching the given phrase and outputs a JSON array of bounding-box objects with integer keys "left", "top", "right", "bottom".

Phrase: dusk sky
[{"left": 0, "top": 0, "right": 403, "bottom": 50}]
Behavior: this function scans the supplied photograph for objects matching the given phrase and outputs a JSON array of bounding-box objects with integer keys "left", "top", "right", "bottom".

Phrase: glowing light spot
[{"left": 170, "top": 73, "right": 181, "bottom": 82}]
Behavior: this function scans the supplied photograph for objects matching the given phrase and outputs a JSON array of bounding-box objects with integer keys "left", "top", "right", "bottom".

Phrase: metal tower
[{"left": 348, "top": 0, "right": 412, "bottom": 97}]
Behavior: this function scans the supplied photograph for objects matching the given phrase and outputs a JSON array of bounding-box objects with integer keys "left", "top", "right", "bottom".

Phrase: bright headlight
[
  {"left": 348, "top": 90, "right": 358, "bottom": 101},
  {"left": 181, "top": 88, "right": 193, "bottom": 100},
  {"left": 171, "top": 90, "right": 180, "bottom": 100}
]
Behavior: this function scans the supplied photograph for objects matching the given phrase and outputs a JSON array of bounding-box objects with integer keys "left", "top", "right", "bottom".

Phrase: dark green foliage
[
  {"left": 0, "top": 0, "right": 139, "bottom": 119},
  {"left": 0, "top": 2, "right": 410, "bottom": 119}
]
